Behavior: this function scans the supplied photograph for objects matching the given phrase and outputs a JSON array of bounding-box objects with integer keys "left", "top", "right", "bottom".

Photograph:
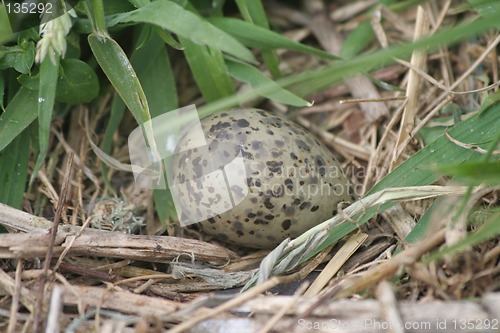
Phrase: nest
[{"left": 1, "top": 0, "right": 499, "bottom": 332}]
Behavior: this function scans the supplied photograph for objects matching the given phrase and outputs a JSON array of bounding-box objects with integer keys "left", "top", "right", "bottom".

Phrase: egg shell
[{"left": 170, "top": 108, "right": 354, "bottom": 249}]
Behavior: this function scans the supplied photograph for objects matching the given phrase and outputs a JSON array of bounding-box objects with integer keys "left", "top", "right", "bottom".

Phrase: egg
[{"left": 169, "top": 108, "right": 354, "bottom": 249}]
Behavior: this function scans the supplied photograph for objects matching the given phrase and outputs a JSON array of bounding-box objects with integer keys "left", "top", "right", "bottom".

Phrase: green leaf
[
  {"left": 56, "top": 59, "right": 100, "bottom": 104},
  {"left": 0, "top": 42, "right": 35, "bottom": 74},
  {"left": 478, "top": 89, "right": 500, "bottom": 115},
  {"left": 0, "top": 87, "right": 38, "bottom": 152},
  {"left": 131, "top": 31, "right": 177, "bottom": 116},
  {"left": 226, "top": 60, "right": 310, "bottom": 107},
  {"left": 17, "top": 72, "right": 40, "bottom": 90},
  {"left": 88, "top": 33, "right": 150, "bottom": 125},
  {"left": 468, "top": 0, "right": 500, "bottom": 28},
  {"left": 433, "top": 161, "right": 500, "bottom": 185},
  {"left": 180, "top": 36, "right": 236, "bottom": 102},
  {"left": 425, "top": 212, "right": 500, "bottom": 262},
  {"left": 208, "top": 17, "right": 338, "bottom": 61},
  {"left": 235, "top": 0, "right": 281, "bottom": 78},
  {"left": 100, "top": 95, "right": 125, "bottom": 190},
  {"left": 31, "top": 54, "right": 60, "bottom": 184},
  {"left": 0, "top": 129, "right": 30, "bottom": 208},
  {"left": 108, "top": 1, "right": 256, "bottom": 64},
  {"left": 0, "top": 74, "right": 4, "bottom": 111}
]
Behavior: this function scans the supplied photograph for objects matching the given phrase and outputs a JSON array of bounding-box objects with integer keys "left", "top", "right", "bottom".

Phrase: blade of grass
[
  {"left": 107, "top": 1, "right": 256, "bottom": 64},
  {"left": 0, "top": 87, "right": 38, "bottom": 152},
  {"left": 424, "top": 212, "right": 500, "bottom": 262},
  {"left": 198, "top": 12, "right": 499, "bottom": 117},
  {"left": 226, "top": 59, "right": 310, "bottom": 107},
  {"left": 235, "top": 0, "right": 281, "bottom": 78},
  {"left": 0, "top": 129, "right": 29, "bottom": 208},
  {"left": 433, "top": 161, "right": 500, "bottom": 185},
  {"left": 468, "top": 0, "right": 500, "bottom": 29},
  {"left": 131, "top": 28, "right": 179, "bottom": 223},
  {"left": 100, "top": 95, "right": 125, "bottom": 191},
  {"left": 88, "top": 33, "right": 150, "bottom": 125},
  {"left": 30, "top": 54, "right": 60, "bottom": 185},
  {"left": 207, "top": 17, "right": 338, "bottom": 61},
  {"left": 131, "top": 31, "right": 177, "bottom": 116},
  {"left": 180, "top": 36, "right": 235, "bottom": 102}
]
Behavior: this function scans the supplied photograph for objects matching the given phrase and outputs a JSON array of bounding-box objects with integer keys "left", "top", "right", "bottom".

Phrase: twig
[
  {"left": 304, "top": 233, "right": 368, "bottom": 296},
  {"left": 7, "top": 259, "right": 23, "bottom": 333},
  {"left": 376, "top": 281, "right": 405, "bottom": 333},
  {"left": 445, "top": 131, "right": 500, "bottom": 155},
  {"left": 34, "top": 152, "right": 74, "bottom": 333},
  {"left": 45, "top": 286, "right": 64, "bottom": 333},
  {"left": 257, "top": 282, "right": 309, "bottom": 333}
]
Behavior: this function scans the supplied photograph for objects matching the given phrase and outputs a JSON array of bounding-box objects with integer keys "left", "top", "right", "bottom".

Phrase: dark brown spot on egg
[
  {"left": 209, "top": 121, "right": 231, "bottom": 132},
  {"left": 254, "top": 219, "right": 268, "bottom": 225},
  {"left": 300, "top": 202, "right": 311, "bottom": 210},
  {"left": 252, "top": 141, "right": 263, "bottom": 150},
  {"left": 296, "top": 139, "right": 311, "bottom": 152},
  {"left": 285, "top": 178, "right": 294, "bottom": 190},
  {"left": 237, "top": 119, "right": 250, "bottom": 127},
  {"left": 272, "top": 151, "right": 282, "bottom": 158},
  {"left": 273, "top": 185, "right": 285, "bottom": 198},
  {"left": 266, "top": 161, "right": 283, "bottom": 173},
  {"left": 311, "top": 205, "right": 319, "bottom": 212},
  {"left": 282, "top": 219, "right": 292, "bottom": 230},
  {"left": 264, "top": 197, "right": 274, "bottom": 209},
  {"left": 246, "top": 177, "right": 253, "bottom": 187},
  {"left": 315, "top": 156, "right": 326, "bottom": 176},
  {"left": 274, "top": 140, "right": 285, "bottom": 147}
]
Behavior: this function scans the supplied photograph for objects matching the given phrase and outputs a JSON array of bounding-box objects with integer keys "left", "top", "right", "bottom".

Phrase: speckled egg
[{"left": 170, "top": 108, "right": 354, "bottom": 249}]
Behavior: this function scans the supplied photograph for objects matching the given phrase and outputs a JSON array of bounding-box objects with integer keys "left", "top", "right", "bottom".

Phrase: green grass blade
[
  {"left": 199, "top": 13, "right": 499, "bottom": 118},
  {"left": 468, "top": 0, "right": 500, "bottom": 29},
  {"left": 208, "top": 17, "right": 338, "bottom": 61},
  {"left": 100, "top": 95, "right": 125, "bottom": 191},
  {"left": 130, "top": 29, "right": 179, "bottom": 223},
  {"left": 108, "top": 1, "right": 256, "bottom": 63},
  {"left": 131, "top": 31, "right": 177, "bottom": 116},
  {"left": 425, "top": 212, "right": 500, "bottom": 262},
  {"left": 0, "top": 129, "right": 30, "bottom": 208},
  {"left": 180, "top": 36, "right": 236, "bottom": 102},
  {"left": 433, "top": 161, "right": 500, "bottom": 185},
  {"left": 226, "top": 59, "right": 310, "bottom": 107},
  {"left": 88, "top": 33, "right": 150, "bottom": 125},
  {"left": 30, "top": 55, "right": 60, "bottom": 184},
  {"left": 0, "top": 87, "right": 37, "bottom": 152},
  {"left": 235, "top": 0, "right": 281, "bottom": 78}
]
